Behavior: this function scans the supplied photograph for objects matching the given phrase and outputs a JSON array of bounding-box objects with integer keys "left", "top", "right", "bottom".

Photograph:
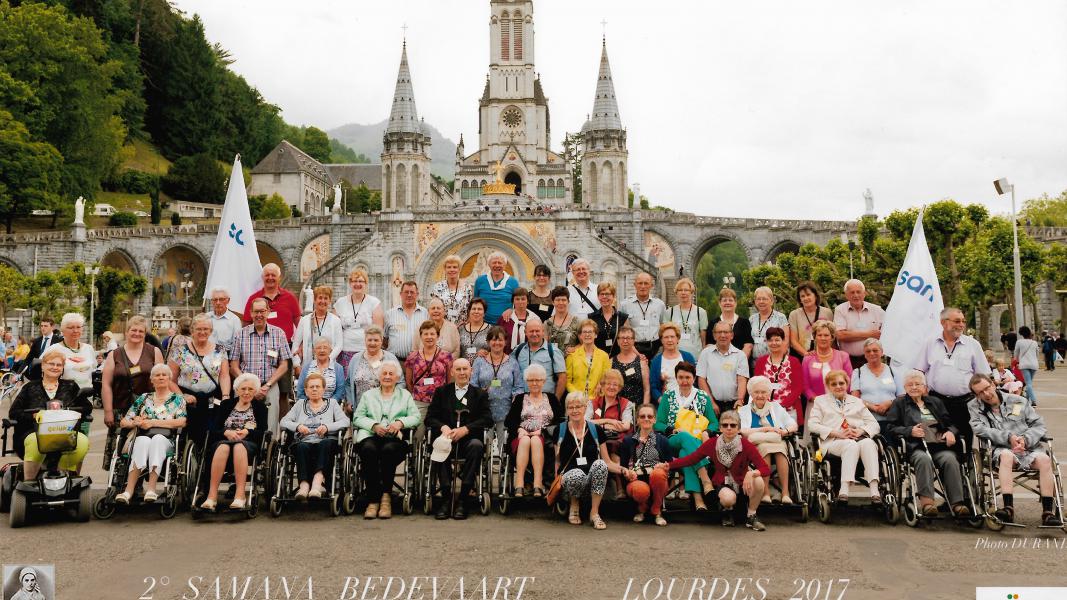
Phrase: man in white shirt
[
  {"left": 834, "top": 279, "right": 885, "bottom": 369},
  {"left": 384, "top": 281, "right": 429, "bottom": 360},
  {"left": 207, "top": 286, "right": 242, "bottom": 351},
  {"left": 567, "top": 258, "right": 599, "bottom": 317},
  {"left": 696, "top": 322, "right": 750, "bottom": 416},
  {"left": 619, "top": 272, "right": 666, "bottom": 361}
]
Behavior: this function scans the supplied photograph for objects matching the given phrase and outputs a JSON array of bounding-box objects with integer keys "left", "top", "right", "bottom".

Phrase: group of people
[{"left": 7, "top": 259, "right": 1062, "bottom": 531}]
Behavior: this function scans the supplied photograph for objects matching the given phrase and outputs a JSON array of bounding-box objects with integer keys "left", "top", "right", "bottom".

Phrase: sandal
[
  {"left": 993, "top": 506, "right": 1014, "bottom": 524},
  {"left": 200, "top": 498, "right": 217, "bottom": 511},
  {"left": 229, "top": 498, "right": 246, "bottom": 510},
  {"left": 633, "top": 512, "right": 646, "bottom": 523},
  {"left": 532, "top": 487, "right": 545, "bottom": 498},
  {"left": 568, "top": 505, "right": 581, "bottom": 525},
  {"left": 921, "top": 504, "right": 939, "bottom": 517},
  {"left": 591, "top": 514, "right": 607, "bottom": 530},
  {"left": 655, "top": 515, "right": 668, "bottom": 527},
  {"left": 952, "top": 504, "right": 972, "bottom": 517},
  {"left": 513, "top": 486, "right": 524, "bottom": 498}
]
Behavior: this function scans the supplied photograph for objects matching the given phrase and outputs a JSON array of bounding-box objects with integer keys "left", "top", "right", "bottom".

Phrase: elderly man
[
  {"left": 242, "top": 263, "right": 301, "bottom": 341},
  {"left": 567, "top": 258, "right": 599, "bottom": 317},
  {"left": 834, "top": 279, "right": 885, "bottom": 369},
  {"left": 696, "top": 321, "right": 750, "bottom": 416},
  {"left": 916, "top": 307, "right": 991, "bottom": 446},
  {"left": 426, "top": 358, "right": 492, "bottom": 520},
  {"left": 969, "top": 374, "right": 1062, "bottom": 526},
  {"left": 207, "top": 286, "right": 242, "bottom": 351},
  {"left": 620, "top": 272, "right": 666, "bottom": 361},
  {"left": 510, "top": 319, "right": 567, "bottom": 399},
  {"left": 230, "top": 297, "right": 292, "bottom": 434},
  {"left": 472, "top": 251, "right": 518, "bottom": 323},
  {"left": 24, "top": 318, "right": 59, "bottom": 381},
  {"left": 384, "top": 281, "right": 429, "bottom": 359}
]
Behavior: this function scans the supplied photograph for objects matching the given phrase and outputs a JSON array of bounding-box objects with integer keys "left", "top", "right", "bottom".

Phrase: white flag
[
  {"left": 881, "top": 208, "right": 944, "bottom": 370},
  {"left": 203, "top": 155, "right": 262, "bottom": 314}
]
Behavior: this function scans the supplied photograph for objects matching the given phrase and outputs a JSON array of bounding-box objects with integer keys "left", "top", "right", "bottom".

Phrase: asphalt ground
[{"left": 2, "top": 365, "right": 1066, "bottom": 600}]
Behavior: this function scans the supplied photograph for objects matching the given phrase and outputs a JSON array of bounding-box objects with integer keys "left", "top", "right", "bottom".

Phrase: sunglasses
[
  {"left": 638, "top": 414, "right": 655, "bottom": 420},
  {"left": 720, "top": 423, "right": 739, "bottom": 429}
]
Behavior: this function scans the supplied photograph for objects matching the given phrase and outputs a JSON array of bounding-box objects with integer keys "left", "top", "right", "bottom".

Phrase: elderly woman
[
  {"left": 472, "top": 326, "right": 521, "bottom": 439},
  {"left": 346, "top": 325, "right": 403, "bottom": 412},
  {"left": 10, "top": 347, "right": 91, "bottom": 480},
  {"left": 664, "top": 278, "right": 707, "bottom": 359},
  {"left": 473, "top": 251, "right": 519, "bottom": 323},
  {"left": 11, "top": 567, "right": 45, "bottom": 600},
  {"left": 619, "top": 404, "right": 673, "bottom": 526},
  {"left": 808, "top": 370, "right": 881, "bottom": 503},
  {"left": 556, "top": 392, "right": 627, "bottom": 530},
  {"left": 588, "top": 368, "right": 634, "bottom": 497},
  {"left": 404, "top": 320, "right": 453, "bottom": 414},
  {"left": 116, "top": 364, "right": 187, "bottom": 503},
  {"left": 498, "top": 287, "right": 538, "bottom": 353},
  {"left": 788, "top": 281, "right": 833, "bottom": 355},
  {"left": 659, "top": 410, "right": 771, "bottom": 530},
  {"left": 169, "top": 313, "right": 230, "bottom": 442},
  {"left": 55, "top": 312, "right": 98, "bottom": 391},
  {"left": 750, "top": 286, "right": 790, "bottom": 361},
  {"left": 565, "top": 319, "right": 612, "bottom": 396},
  {"left": 885, "top": 370, "right": 968, "bottom": 517},
  {"left": 850, "top": 338, "right": 904, "bottom": 425},
  {"left": 281, "top": 373, "right": 349, "bottom": 498},
  {"left": 334, "top": 268, "right": 384, "bottom": 369},
  {"left": 427, "top": 297, "right": 461, "bottom": 356},
  {"left": 458, "top": 298, "right": 492, "bottom": 362},
  {"left": 527, "top": 264, "right": 554, "bottom": 322},
  {"left": 611, "top": 326, "right": 650, "bottom": 405},
  {"left": 102, "top": 315, "right": 164, "bottom": 428},
  {"left": 545, "top": 286, "right": 581, "bottom": 352},
  {"left": 739, "top": 376, "right": 798, "bottom": 504},
  {"left": 430, "top": 254, "right": 475, "bottom": 325},
  {"left": 753, "top": 327, "right": 803, "bottom": 428},
  {"left": 353, "top": 362, "right": 421, "bottom": 519},
  {"left": 706, "top": 288, "right": 753, "bottom": 359},
  {"left": 589, "top": 282, "right": 630, "bottom": 356},
  {"left": 800, "top": 320, "right": 853, "bottom": 403},
  {"left": 296, "top": 337, "right": 346, "bottom": 403},
  {"left": 504, "top": 363, "right": 562, "bottom": 497},
  {"left": 200, "top": 372, "right": 268, "bottom": 511},
  {"left": 654, "top": 362, "right": 718, "bottom": 510},
  {"left": 991, "top": 358, "right": 1024, "bottom": 395},
  {"left": 649, "top": 323, "right": 696, "bottom": 404},
  {"left": 292, "top": 285, "right": 343, "bottom": 369}
]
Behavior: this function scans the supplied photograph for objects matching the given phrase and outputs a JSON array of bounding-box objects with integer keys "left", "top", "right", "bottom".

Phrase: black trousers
[
  {"left": 436, "top": 436, "right": 484, "bottom": 494},
  {"left": 292, "top": 438, "right": 338, "bottom": 484},
  {"left": 358, "top": 436, "right": 408, "bottom": 498},
  {"left": 930, "top": 391, "right": 974, "bottom": 450}
]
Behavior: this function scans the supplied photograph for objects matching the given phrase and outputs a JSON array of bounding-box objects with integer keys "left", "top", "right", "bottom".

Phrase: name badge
[
  {"left": 129, "top": 365, "right": 142, "bottom": 376},
  {"left": 811, "top": 362, "right": 822, "bottom": 369},
  {"left": 624, "top": 368, "right": 636, "bottom": 377},
  {"left": 268, "top": 311, "right": 278, "bottom": 320},
  {"left": 605, "top": 339, "right": 613, "bottom": 347},
  {"left": 639, "top": 319, "right": 649, "bottom": 327},
  {"left": 395, "top": 322, "right": 406, "bottom": 331},
  {"left": 461, "top": 397, "right": 468, "bottom": 406},
  {"left": 490, "top": 379, "right": 501, "bottom": 388},
  {"left": 942, "top": 357, "right": 954, "bottom": 366},
  {"left": 594, "top": 408, "right": 602, "bottom": 417},
  {"left": 770, "top": 382, "right": 782, "bottom": 391},
  {"left": 881, "top": 377, "right": 893, "bottom": 385},
  {"left": 721, "top": 362, "right": 734, "bottom": 372},
  {"left": 267, "top": 349, "right": 279, "bottom": 359},
  {"left": 576, "top": 456, "right": 588, "bottom": 466},
  {"left": 370, "top": 360, "right": 382, "bottom": 369},
  {"left": 1011, "top": 404, "right": 1022, "bottom": 416},
  {"left": 422, "top": 377, "right": 435, "bottom": 386},
  {"left": 681, "top": 333, "right": 692, "bottom": 341}
]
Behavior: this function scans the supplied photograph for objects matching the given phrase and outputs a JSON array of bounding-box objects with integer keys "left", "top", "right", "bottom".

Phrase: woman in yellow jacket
[{"left": 566, "top": 319, "right": 612, "bottom": 396}]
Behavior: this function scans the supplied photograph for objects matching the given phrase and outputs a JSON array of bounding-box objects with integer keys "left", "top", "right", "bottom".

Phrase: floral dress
[
  {"left": 471, "top": 354, "right": 519, "bottom": 423},
  {"left": 430, "top": 280, "right": 475, "bottom": 325},
  {"left": 750, "top": 310, "right": 789, "bottom": 359},
  {"left": 404, "top": 349, "right": 453, "bottom": 404},
  {"left": 173, "top": 344, "right": 227, "bottom": 394},
  {"left": 124, "top": 392, "right": 188, "bottom": 422}
]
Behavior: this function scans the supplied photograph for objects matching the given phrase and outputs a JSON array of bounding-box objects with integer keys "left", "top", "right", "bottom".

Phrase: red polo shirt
[{"left": 243, "top": 287, "right": 301, "bottom": 341}]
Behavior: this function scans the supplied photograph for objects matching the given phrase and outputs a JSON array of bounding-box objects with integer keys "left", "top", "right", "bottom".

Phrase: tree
[
  {"left": 329, "top": 138, "right": 369, "bottom": 163},
  {"left": 161, "top": 153, "right": 226, "bottom": 202},
  {"left": 0, "top": 109, "right": 64, "bottom": 233},
  {"left": 149, "top": 187, "right": 161, "bottom": 224},
  {"left": 256, "top": 193, "right": 290, "bottom": 220},
  {"left": 1046, "top": 243, "right": 1067, "bottom": 330},
  {"left": 1021, "top": 190, "right": 1067, "bottom": 227},
  {"left": 299, "top": 126, "right": 331, "bottom": 163},
  {"left": 170, "top": 211, "right": 181, "bottom": 225},
  {"left": 696, "top": 242, "right": 750, "bottom": 313},
  {"left": 23, "top": 262, "right": 146, "bottom": 339},
  {"left": 108, "top": 211, "right": 137, "bottom": 226},
  {"left": 0, "top": 263, "right": 25, "bottom": 328},
  {"left": 923, "top": 200, "right": 968, "bottom": 306}
]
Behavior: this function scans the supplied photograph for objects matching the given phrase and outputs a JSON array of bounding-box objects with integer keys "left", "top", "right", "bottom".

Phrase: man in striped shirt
[
  {"left": 384, "top": 281, "right": 429, "bottom": 361},
  {"left": 230, "top": 297, "right": 292, "bottom": 434}
]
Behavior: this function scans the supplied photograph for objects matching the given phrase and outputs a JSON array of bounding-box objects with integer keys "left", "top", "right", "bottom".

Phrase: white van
[{"left": 93, "top": 203, "right": 116, "bottom": 216}]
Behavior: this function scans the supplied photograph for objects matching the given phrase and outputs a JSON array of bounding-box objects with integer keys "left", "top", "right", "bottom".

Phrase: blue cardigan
[
  {"left": 649, "top": 350, "right": 696, "bottom": 403},
  {"left": 296, "top": 360, "right": 346, "bottom": 403}
]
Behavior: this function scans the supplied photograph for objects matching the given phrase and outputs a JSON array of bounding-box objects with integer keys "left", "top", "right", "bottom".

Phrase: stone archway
[
  {"left": 0, "top": 257, "right": 22, "bottom": 273},
  {"left": 100, "top": 248, "right": 139, "bottom": 275},
  {"left": 504, "top": 171, "right": 522, "bottom": 195},
  {"left": 151, "top": 243, "right": 208, "bottom": 312},
  {"left": 764, "top": 239, "right": 802, "bottom": 264},
  {"left": 415, "top": 222, "right": 554, "bottom": 294}
]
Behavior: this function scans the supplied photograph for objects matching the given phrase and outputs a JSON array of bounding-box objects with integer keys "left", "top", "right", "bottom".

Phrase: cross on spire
[
  {"left": 600, "top": 19, "right": 608, "bottom": 40},
  {"left": 401, "top": 23, "right": 408, "bottom": 44}
]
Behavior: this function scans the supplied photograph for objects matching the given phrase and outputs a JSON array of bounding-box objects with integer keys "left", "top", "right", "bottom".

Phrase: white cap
[{"left": 430, "top": 435, "right": 453, "bottom": 463}]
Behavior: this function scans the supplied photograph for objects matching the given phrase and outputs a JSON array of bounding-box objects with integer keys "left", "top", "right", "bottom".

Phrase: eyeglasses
[{"left": 720, "top": 423, "right": 739, "bottom": 429}]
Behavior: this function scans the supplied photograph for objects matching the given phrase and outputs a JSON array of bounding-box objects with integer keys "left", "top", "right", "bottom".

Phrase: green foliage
[
  {"left": 857, "top": 216, "right": 878, "bottom": 259},
  {"left": 111, "top": 169, "right": 158, "bottom": 194},
  {"left": 161, "top": 153, "right": 226, "bottom": 202},
  {"left": 290, "top": 206, "right": 302, "bottom": 218},
  {"left": 957, "top": 217, "right": 1046, "bottom": 326},
  {"left": 300, "top": 127, "right": 331, "bottom": 163},
  {"left": 108, "top": 211, "right": 138, "bottom": 226},
  {"left": 22, "top": 262, "right": 147, "bottom": 338},
  {"left": 0, "top": 263, "right": 25, "bottom": 327},
  {"left": 247, "top": 194, "right": 266, "bottom": 220},
  {"left": 329, "top": 138, "right": 369, "bottom": 163},
  {"left": 170, "top": 211, "right": 181, "bottom": 225},
  {"left": 0, "top": 109, "right": 64, "bottom": 233},
  {"left": 149, "top": 187, "right": 161, "bottom": 224},
  {"left": 1021, "top": 190, "right": 1067, "bottom": 227},
  {"left": 256, "top": 193, "right": 290, "bottom": 220},
  {"left": 696, "top": 242, "right": 750, "bottom": 314}
]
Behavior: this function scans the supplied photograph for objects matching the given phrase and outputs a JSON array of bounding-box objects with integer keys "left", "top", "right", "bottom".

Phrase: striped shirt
[
  {"left": 229, "top": 324, "right": 292, "bottom": 384},
  {"left": 384, "top": 305, "right": 429, "bottom": 360}
]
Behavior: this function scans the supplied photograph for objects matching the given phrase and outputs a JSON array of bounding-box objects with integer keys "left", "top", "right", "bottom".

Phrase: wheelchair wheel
[
  {"left": 330, "top": 494, "right": 342, "bottom": 517},
  {"left": 344, "top": 492, "right": 358, "bottom": 516},
  {"left": 885, "top": 498, "right": 900, "bottom": 525},
  {"left": 1, "top": 466, "right": 15, "bottom": 513},
  {"left": 480, "top": 491, "right": 491, "bottom": 516},
  {"left": 160, "top": 496, "right": 178, "bottom": 519},
  {"left": 799, "top": 503, "right": 809, "bottom": 523},
  {"left": 816, "top": 493, "right": 832, "bottom": 524},
  {"left": 402, "top": 493, "right": 414, "bottom": 515},
  {"left": 9, "top": 489, "right": 27, "bottom": 528},
  {"left": 900, "top": 477, "right": 919, "bottom": 527},
  {"left": 93, "top": 494, "right": 116, "bottom": 520},
  {"left": 76, "top": 486, "right": 92, "bottom": 522},
  {"left": 984, "top": 515, "right": 1005, "bottom": 532},
  {"left": 498, "top": 497, "right": 511, "bottom": 515}
]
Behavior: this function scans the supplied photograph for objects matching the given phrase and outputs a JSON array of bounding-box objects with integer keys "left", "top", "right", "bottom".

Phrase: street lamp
[
  {"left": 84, "top": 265, "right": 100, "bottom": 345},
  {"left": 722, "top": 272, "right": 736, "bottom": 289},
  {"left": 994, "top": 178, "right": 1025, "bottom": 330},
  {"left": 840, "top": 232, "right": 856, "bottom": 279},
  {"left": 180, "top": 273, "right": 194, "bottom": 317}
]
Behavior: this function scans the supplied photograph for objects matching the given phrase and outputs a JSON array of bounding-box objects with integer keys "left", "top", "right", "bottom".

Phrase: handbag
[
  {"left": 674, "top": 408, "right": 710, "bottom": 438},
  {"left": 546, "top": 445, "right": 581, "bottom": 506}
]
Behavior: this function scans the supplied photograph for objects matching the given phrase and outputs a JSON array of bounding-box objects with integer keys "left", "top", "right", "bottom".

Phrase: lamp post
[
  {"left": 84, "top": 265, "right": 100, "bottom": 345},
  {"left": 994, "top": 178, "right": 1025, "bottom": 329},
  {"left": 722, "top": 272, "right": 736, "bottom": 290},
  {"left": 840, "top": 232, "right": 855, "bottom": 279},
  {"left": 180, "top": 273, "right": 193, "bottom": 317}
]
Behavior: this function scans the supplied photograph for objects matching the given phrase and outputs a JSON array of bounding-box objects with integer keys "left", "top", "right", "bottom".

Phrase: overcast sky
[{"left": 173, "top": 0, "right": 1067, "bottom": 220}]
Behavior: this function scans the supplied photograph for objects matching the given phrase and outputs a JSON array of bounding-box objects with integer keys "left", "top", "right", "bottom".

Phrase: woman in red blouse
[{"left": 753, "top": 327, "right": 803, "bottom": 427}]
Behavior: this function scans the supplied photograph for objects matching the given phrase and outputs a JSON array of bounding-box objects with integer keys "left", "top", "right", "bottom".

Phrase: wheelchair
[
  {"left": 809, "top": 433, "right": 900, "bottom": 524},
  {"left": 418, "top": 428, "right": 492, "bottom": 516},
  {"left": 188, "top": 405, "right": 270, "bottom": 520},
  {"left": 895, "top": 436, "right": 983, "bottom": 528},
  {"left": 348, "top": 428, "right": 418, "bottom": 515},
  {"left": 496, "top": 425, "right": 558, "bottom": 515},
  {"left": 267, "top": 428, "right": 353, "bottom": 517},
  {"left": 747, "top": 433, "right": 815, "bottom": 522},
  {"left": 974, "top": 436, "right": 1066, "bottom": 532},
  {"left": 93, "top": 426, "right": 186, "bottom": 519}
]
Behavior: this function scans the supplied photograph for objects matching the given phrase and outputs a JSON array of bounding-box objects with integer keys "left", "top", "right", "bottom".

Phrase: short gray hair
[
  {"left": 150, "top": 363, "right": 172, "bottom": 379},
  {"left": 523, "top": 363, "right": 547, "bottom": 381},
  {"left": 843, "top": 279, "right": 866, "bottom": 293},
  {"left": 209, "top": 286, "right": 230, "bottom": 299},
  {"left": 191, "top": 313, "right": 213, "bottom": 329},
  {"left": 312, "top": 336, "right": 333, "bottom": 349},
  {"left": 940, "top": 307, "right": 963, "bottom": 320},
  {"left": 747, "top": 375, "right": 772, "bottom": 393},
  {"left": 262, "top": 263, "right": 282, "bottom": 276},
  {"left": 61, "top": 312, "right": 85, "bottom": 329},
  {"left": 862, "top": 338, "right": 882, "bottom": 351},
  {"left": 570, "top": 258, "right": 590, "bottom": 270},
  {"left": 487, "top": 251, "right": 508, "bottom": 265},
  {"left": 233, "top": 372, "right": 262, "bottom": 391},
  {"left": 904, "top": 369, "right": 927, "bottom": 386}
]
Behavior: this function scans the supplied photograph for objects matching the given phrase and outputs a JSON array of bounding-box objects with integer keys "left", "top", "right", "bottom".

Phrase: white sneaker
[
  {"left": 309, "top": 485, "right": 324, "bottom": 499},
  {"left": 115, "top": 491, "right": 131, "bottom": 505}
]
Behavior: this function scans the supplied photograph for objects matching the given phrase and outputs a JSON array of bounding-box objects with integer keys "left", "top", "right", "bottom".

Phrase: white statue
[
  {"left": 73, "top": 196, "right": 85, "bottom": 225},
  {"left": 863, "top": 188, "right": 874, "bottom": 214},
  {"left": 332, "top": 184, "right": 342, "bottom": 214}
]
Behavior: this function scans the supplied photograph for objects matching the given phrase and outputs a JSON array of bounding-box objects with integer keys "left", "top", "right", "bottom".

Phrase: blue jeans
[{"left": 1021, "top": 369, "right": 1037, "bottom": 404}]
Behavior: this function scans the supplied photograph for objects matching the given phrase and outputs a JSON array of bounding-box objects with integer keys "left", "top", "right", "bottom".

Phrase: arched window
[
  {"left": 500, "top": 11, "right": 510, "bottom": 61},
  {"left": 383, "top": 165, "right": 392, "bottom": 209},
  {"left": 585, "top": 162, "right": 597, "bottom": 204},
  {"left": 537, "top": 179, "right": 546, "bottom": 199},
  {"left": 513, "top": 12, "right": 523, "bottom": 60}
]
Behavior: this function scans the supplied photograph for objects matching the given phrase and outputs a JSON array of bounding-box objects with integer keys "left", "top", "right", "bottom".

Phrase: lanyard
[
  {"left": 490, "top": 354, "right": 507, "bottom": 380},
  {"left": 636, "top": 299, "right": 651, "bottom": 320},
  {"left": 313, "top": 314, "right": 327, "bottom": 338},
  {"left": 570, "top": 422, "right": 587, "bottom": 457},
  {"left": 349, "top": 295, "right": 364, "bottom": 324},
  {"left": 585, "top": 351, "right": 595, "bottom": 392},
  {"left": 755, "top": 313, "right": 772, "bottom": 338},
  {"left": 676, "top": 306, "right": 694, "bottom": 333}
]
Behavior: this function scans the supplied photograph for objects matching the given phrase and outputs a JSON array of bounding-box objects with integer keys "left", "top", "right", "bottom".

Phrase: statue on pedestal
[
  {"left": 863, "top": 188, "right": 875, "bottom": 215},
  {"left": 73, "top": 196, "right": 85, "bottom": 225}
]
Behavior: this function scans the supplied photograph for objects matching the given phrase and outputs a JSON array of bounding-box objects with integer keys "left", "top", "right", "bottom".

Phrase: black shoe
[
  {"left": 435, "top": 502, "right": 450, "bottom": 520},
  {"left": 745, "top": 514, "right": 766, "bottom": 531},
  {"left": 721, "top": 513, "right": 735, "bottom": 527},
  {"left": 994, "top": 506, "right": 1014, "bottom": 524},
  {"left": 453, "top": 502, "right": 468, "bottom": 520},
  {"left": 1042, "top": 511, "right": 1063, "bottom": 527}
]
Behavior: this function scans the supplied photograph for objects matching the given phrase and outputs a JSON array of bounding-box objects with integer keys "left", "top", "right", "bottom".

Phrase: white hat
[{"left": 430, "top": 435, "right": 452, "bottom": 463}]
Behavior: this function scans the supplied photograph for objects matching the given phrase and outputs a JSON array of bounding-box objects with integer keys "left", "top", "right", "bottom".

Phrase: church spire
[
  {"left": 583, "top": 37, "right": 623, "bottom": 132},
  {"left": 387, "top": 40, "right": 421, "bottom": 134}
]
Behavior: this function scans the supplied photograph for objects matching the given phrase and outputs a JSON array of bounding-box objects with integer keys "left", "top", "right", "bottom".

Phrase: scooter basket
[{"left": 35, "top": 409, "right": 82, "bottom": 453}]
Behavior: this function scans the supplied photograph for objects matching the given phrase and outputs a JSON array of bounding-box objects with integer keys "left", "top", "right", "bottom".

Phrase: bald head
[{"left": 452, "top": 358, "right": 472, "bottom": 385}]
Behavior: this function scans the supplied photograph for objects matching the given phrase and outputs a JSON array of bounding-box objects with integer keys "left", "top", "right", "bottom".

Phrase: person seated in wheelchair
[
  {"left": 9, "top": 347, "right": 92, "bottom": 479},
  {"left": 618, "top": 403, "right": 672, "bottom": 526},
  {"left": 280, "top": 372, "right": 349, "bottom": 500},
  {"left": 504, "top": 363, "right": 562, "bottom": 498},
  {"left": 885, "top": 370, "right": 970, "bottom": 518},
  {"left": 738, "top": 376, "right": 798, "bottom": 505},
  {"left": 353, "top": 362, "right": 421, "bottom": 520},
  {"left": 200, "top": 373, "right": 268, "bottom": 511},
  {"left": 807, "top": 370, "right": 883, "bottom": 504},
  {"left": 990, "top": 359, "right": 1023, "bottom": 396},
  {"left": 968, "top": 373, "right": 1062, "bottom": 526},
  {"left": 427, "top": 358, "right": 492, "bottom": 520},
  {"left": 115, "top": 364, "right": 187, "bottom": 504},
  {"left": 658, "top": 410, "right": 771, "bottom": 530}
]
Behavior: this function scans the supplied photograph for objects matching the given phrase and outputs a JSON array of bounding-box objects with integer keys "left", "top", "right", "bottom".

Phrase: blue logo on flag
[{"left": 228, "top": 223, "right": 245, "bottom": 246}]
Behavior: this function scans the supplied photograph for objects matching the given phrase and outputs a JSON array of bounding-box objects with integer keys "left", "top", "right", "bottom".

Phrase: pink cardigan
[{"left": 800, "top": 350, "right": 853, "bottom": 399}]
